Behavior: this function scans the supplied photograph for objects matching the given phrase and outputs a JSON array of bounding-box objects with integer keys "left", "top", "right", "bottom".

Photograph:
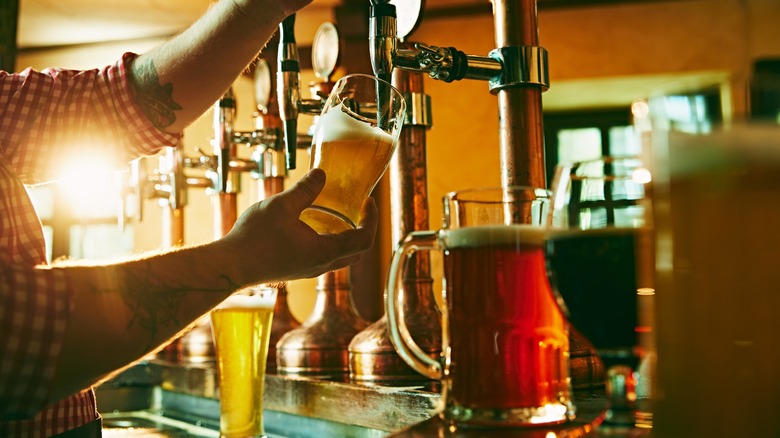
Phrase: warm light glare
[
  {"left": 637, "top": 287, "right": 655, "bottom": 296},
  {"left": 631, "top": 99, "right": 650, "bottom": 119},
  {"left": 632, "top": 167, "right": 652, "bottom": 184},
  {"left": 529, "top": 404, "right": 569, "bottom": 424},
  {"left": 57, "top": 155, "right": 124, "bottom": 219}
]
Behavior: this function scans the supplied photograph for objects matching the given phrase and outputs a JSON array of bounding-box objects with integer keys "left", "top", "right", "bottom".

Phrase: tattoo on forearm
[
  {"left": 129, "top": 60, "right": 183, "bottom": 130},
  {"left": 94, "top": 262, "right": 239, "bottom": 351}
]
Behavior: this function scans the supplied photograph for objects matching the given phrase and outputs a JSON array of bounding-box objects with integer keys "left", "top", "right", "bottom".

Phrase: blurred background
[{"left": 4, "top": 0, "right": 780, "bottom": 322}]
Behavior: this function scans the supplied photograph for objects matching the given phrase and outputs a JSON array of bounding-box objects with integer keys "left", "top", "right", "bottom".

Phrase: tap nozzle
[
  {"left": 277, "top": 14, "right": 300, "bottom": 170},
  {"left": 369, "top": 2, "right": 397, "bottom": 84}
]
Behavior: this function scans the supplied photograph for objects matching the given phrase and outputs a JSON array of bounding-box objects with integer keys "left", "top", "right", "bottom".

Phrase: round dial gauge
[
  {"left": 312, "top": 22, "right": 340, "bottom": 81},
  {"left": 253, "top": 58, "right": 272, "bottom": 112},
  {"left": 390, "top": 0, "right": 424, "bottom": 41}
]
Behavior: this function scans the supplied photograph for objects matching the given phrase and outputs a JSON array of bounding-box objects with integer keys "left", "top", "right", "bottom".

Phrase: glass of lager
[
  {"left": 386, "top": 187, "right": 573, "bottom": 427},
  {"left": 300, "top": 73, "right": 406, "bottom": 234},
  {"left": 211, "top": 288, "right": 277, "bottom": 438}
]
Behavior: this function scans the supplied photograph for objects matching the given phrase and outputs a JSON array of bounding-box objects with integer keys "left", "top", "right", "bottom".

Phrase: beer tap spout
[
  {"left": 369, "top": 1, "right": 397, "bottom": 84},
  {"left": 277, "top": 14, "right": 300, "bottom": 170}
]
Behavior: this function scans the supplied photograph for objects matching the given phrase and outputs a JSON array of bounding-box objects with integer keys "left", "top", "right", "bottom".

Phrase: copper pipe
[
  {"left": 260, "top": 177, "right": 285, "bottom": 201},
  {"left": 212, "top": 192, "right": 238, "bottom": 239},
  {"left": 493, "top": 0, "right": 603, "bottom": 391},
  {"left": 389, "top": 70, "right": 431, "bottom": 249},
  {"left": 493, "top": 0, "right": 546, "bottom": 190},
  {"left": 161, "top": 205, "right": 184, "bottom": 248},
  {"left": 349, "top": 67, "right": 441, "bottom": 386}
]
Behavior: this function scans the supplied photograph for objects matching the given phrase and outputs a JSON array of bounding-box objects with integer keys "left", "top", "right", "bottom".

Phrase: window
[{"left": 543, "top": 108, "right": 633, "bottom": 187}]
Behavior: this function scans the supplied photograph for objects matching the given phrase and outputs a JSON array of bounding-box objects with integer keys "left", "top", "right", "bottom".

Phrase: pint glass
[
  {"left": 386, "top": 187, "right": 573, "bottom": 427},
  {"left": 650, "top": 123, "right": 780, "bottom": 437},
  {"left": 300, "top": 74, "right": 406, "bottom": 234},
  {"left": 211, "top": 289, "right": 277, "bottom": 438}
]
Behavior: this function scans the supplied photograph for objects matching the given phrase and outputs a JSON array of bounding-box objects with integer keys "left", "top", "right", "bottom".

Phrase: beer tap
[
  {"left": 176, "top": 90, "right": 243, "bottom": 361},
  {"left": 350, "top": 0, "right": 441, "bottom": 387},
  {"left": 369, "top": 0, "right": 396, "bottom": 85},
  {"left": 369, "top": 0, "right": 549, "bottom": 189},
  {"left": 178, "top": 83, "right": 287, "bottom": 362},
  {"left": 277, "top": 14, "right": 300, "bottom": 170},
  {"left": 276, "top": 15, "right": 331, "bottom": 170},
  {"left": 370, "top": 0, "right": 604, "bottom": 395},
  {"left": 128, "top": 144, "right": 213, "bottom": 360},
  {"left": 274, "top": 22, "right": 372, "bottom": 381}
]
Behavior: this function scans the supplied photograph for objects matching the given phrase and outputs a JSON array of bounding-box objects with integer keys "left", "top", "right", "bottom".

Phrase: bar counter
[{"left": 96, "top": 359, "right": 610, "bottom": 437}]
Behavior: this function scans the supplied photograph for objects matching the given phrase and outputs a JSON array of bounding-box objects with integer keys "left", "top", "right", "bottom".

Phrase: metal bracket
[{"left": 488, "top": 45, "right": 550, "bottom": 94}]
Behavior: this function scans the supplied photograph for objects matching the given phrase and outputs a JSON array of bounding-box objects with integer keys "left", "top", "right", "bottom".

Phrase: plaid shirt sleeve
[
  {"left": 0, "top": 166, "right": 98, "bottom": 435},
  {"left": 0, "top": 52, "right": 182, "bottom": 184},
  {"left": 0, "top": 52, "right": 182, "bottom": 435}
]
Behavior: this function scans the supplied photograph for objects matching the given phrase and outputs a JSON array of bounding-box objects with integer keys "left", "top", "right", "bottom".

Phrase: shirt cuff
[{"left": 111, "top": 52, "right": 183, "bottom": 157}]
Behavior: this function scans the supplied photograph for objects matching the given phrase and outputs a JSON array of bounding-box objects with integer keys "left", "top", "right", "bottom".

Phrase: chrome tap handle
[
  {"left": 369, "top": 1, "right": 397, "bottom": 83},
  {"left": 277, "top": 14, "right": 300, "bottom": 170}
]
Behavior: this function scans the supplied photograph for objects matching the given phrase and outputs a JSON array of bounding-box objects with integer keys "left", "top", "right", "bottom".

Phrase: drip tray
[{"left": 101, "top": 411, "right": 218, "bottom": 437}]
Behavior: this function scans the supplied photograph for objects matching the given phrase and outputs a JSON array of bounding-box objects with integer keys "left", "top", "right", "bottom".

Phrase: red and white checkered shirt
[{"left": 0, "top": 52, "right": 181, "bottom": 436}]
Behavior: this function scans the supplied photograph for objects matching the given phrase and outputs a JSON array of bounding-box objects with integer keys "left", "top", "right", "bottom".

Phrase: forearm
[
  {"left": 130, "top": 0, "right": 288, "bottom": 132},
  {"left": 49, "top": 240, "right": 245, "bottom": 403}
]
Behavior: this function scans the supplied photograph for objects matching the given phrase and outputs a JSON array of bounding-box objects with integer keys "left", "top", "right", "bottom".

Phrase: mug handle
[{"left": 385, "top": 230, "right": 442, "bottom": 380}]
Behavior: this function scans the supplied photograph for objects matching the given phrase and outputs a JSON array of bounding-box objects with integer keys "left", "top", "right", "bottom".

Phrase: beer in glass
[
  {"left": 211, "top": 289, "right": 277, "bottom": 438},
  {"left": 444, "top": 224, "right": 570, "bottom": 411},
  {"left": 651, "top": 124, "right": 780, "bottom": 437},
  {"left": 386, "top": 187, "right": 573, "bottom": 427},
  {"left": 300, "top": 74, "right": 405, "bottom": 234}
]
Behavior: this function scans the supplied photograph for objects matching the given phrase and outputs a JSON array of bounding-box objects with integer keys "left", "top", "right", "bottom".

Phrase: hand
[{"left": 220, "top": 168, "right": 378, "bottom": 286}]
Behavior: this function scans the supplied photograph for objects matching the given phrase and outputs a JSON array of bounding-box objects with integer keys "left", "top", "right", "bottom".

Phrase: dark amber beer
[
  {"left": 211, "top": 292, "right": 276, "bottom": 438},
  {"left": 444, "top": 225, "right": 570, "bottom": 412},
  {"left": 386, "top": 187, "right": 572, "bottom": 427}
]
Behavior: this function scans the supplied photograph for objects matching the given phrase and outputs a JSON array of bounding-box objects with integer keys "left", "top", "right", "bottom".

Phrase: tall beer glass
[
  {"left": 649, "top": 123, "right": 780, "bottom": 437},
  {"left": 211, "top": 289, "right": 277, "bottom": 438},
  {"left": 300, "top": 74, "right": 406, "bottom": 234},
  {"left": 386, "top": 187, "right": 573, "bottom": 427}
]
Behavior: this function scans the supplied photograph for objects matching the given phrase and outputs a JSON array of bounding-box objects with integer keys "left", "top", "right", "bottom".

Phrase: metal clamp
[
  {"left": 403, "top": 91, "right": 432, "bottom": 128},
  {"left": 488, "top": 45, "right": 549, "bottom": 94}
]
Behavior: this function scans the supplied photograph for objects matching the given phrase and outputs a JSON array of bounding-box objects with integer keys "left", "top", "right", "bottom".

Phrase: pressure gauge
[
  {"left": 390, "top": 0, "right": 425, "bottom": 41},
  {"left": 312, "top": 22, "right": 340, "bottom": 82},
  {"left": 253, "top": 58, "right": 272, "bottom": 113}
]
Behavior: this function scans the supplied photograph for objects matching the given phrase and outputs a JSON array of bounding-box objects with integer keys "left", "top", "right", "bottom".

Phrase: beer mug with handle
[
  {"left": 300, "top": 73, "right": 406, "bottom": 234},
  {"left": 386, "top": 187, "right": 573, "bottom": 427}
]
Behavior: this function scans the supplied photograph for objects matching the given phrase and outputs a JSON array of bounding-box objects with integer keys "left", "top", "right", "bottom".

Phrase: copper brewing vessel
[
  {"left": 267, "top": 285, "right": 301, "bottom": 374},
  {"left": 277, "top": 267, "right": 369, "bottom": 381},
  {"left": 349, "top": 67, "right": 441, "bottom": 386}
]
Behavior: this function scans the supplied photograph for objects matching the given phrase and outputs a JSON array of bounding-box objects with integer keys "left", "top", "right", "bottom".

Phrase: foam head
[
  {"left": 443, "top": 224, "right": 547, "bottom": 249},
  {"left": 215, "top": 291, "right": 277, "bottom": 310},
  {"left": 314, "top": 103, "right": 394, "bottom": 143}
]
